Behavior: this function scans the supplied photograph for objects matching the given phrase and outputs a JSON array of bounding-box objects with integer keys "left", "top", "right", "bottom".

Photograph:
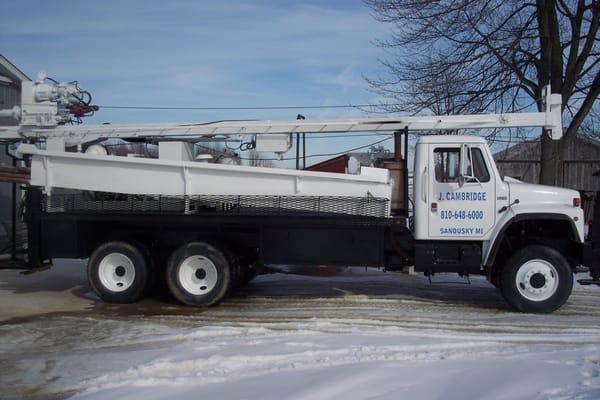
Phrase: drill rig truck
[{"left": 1, "top": 66, "right": 598, "bottom": 313}]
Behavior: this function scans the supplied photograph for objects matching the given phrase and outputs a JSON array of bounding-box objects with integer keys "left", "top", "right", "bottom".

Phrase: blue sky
[
  {"left": 1, "top": 0, "right": 398, "bottom": 165},
  {"left": 0, "top": 1, "right": 546, "bottom": 167},
  {"left": 1, "top": 1, "right": 391, "bottom": 114}
]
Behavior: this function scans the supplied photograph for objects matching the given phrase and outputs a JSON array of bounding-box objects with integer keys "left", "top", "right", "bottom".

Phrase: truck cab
[{"left": 411, "top": 135, "right": 585, "bottom": 312}]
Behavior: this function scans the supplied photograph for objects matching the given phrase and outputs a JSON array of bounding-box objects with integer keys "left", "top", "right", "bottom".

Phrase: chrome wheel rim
[
  {"left": 98, "top": 252, "right": 136, "bottom": 292},
  {"left": 515, "top": 259, "right": 559, "bottom": 302},
  {"left": 178, "top": 255, "right": 218, "bottom": 295}
]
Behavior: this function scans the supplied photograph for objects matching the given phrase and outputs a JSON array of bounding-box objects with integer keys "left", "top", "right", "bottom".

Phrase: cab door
[{"left": 427, "top": 144, "right": 496, "bottom": 239}]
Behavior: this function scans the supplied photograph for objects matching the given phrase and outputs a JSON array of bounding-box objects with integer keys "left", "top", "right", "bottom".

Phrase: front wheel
[{"left": 500, "top": 245, "right": 573, "bottom": 313}]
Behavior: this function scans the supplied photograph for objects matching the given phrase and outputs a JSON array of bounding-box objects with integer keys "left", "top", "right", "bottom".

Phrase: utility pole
[{"left": 296, "top": 114, "right": 306, "bottom": 170}]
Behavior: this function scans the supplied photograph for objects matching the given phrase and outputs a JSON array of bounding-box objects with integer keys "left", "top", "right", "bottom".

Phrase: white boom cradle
[{"left": 21, "top": 144, "right": 392, "bottom": 199}]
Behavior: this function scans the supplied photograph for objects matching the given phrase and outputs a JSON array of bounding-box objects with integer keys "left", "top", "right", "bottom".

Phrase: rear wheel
[
  {"left": 166, "top": 242, "right": 231, "bottom": 306},
  {"left": 500, "top": 245, "right": 573, "bottom": 313},
  {"left": 87, "top": 241, "right": 150, "bottom": 303}
]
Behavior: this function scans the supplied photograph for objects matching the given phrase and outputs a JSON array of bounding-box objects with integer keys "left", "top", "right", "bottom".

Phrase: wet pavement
[{"left": 1, "top": 260, "right": 599, "bottom": 399}]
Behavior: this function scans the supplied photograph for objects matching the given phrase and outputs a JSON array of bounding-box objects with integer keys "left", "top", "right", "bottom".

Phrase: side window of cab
[
  {"left": 468, "top": 147, "right": 490, "bottom": 183},
  {"left": 434, "top": 146, "right": 490, "bottom": 183},
  {"left": 434, "top": 148, "right": 460, "bottom": 183}
]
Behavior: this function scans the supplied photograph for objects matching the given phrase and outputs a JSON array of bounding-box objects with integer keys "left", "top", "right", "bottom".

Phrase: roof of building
[
  {"left": 304, "top": 154, "right": 349, "bottom": 173},
  {"left": 0, "top": 54, "right": 31, "bottom": 84}
]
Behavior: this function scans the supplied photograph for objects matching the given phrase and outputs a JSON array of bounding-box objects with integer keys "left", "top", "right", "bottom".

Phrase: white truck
[{"left": 1, "top": 69, "right": 598, "bottom": 313}]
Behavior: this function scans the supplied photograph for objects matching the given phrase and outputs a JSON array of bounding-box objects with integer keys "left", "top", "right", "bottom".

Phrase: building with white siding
[{"left": 0, "top": 55, "right": 30, "bottom": 251}]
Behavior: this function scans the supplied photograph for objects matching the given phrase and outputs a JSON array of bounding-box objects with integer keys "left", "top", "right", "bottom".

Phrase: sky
[{"left": 1, "top": 0, "right": 399, "bottom": 166}]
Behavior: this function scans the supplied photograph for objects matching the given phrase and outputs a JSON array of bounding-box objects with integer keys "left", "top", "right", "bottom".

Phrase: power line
[
  {"left": 99, "top": 103, "right": 401, "bottom": 111},
  {"left": 89, "top": 103, "right": 548, "bottom": 117},
  {"left": 301, "top": 133, "right": 394, "bottom": 140},
  {"left": 304, "top": 132, "right": 532, "bottom": 142}
]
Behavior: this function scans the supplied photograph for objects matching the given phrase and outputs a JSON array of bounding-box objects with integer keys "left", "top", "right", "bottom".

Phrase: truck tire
[
  {"left": 87, "top": 241, "right": 150, "bottom": 303},
  {"left": 500, "top": 245, "right": 573, "bottom": 313},
  {"left": 166, "top": 242, "right": 231, "bottom": 306}
]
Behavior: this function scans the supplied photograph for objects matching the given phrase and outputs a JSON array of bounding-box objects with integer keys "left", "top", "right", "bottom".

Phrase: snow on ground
[{"left": 1, "top": 261, "right": 599, "bottom": 399}]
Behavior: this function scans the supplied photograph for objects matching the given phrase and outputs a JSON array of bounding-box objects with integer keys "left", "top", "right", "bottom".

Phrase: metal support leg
[
  {"left": 184, "top": 196, "right": 191, "bottom": 214},
  {"left": 11, "top": 156, "right": 16, "bottom": 261},
  {"left": 295, "top": 133, "right": 300, "bottom": 170}
]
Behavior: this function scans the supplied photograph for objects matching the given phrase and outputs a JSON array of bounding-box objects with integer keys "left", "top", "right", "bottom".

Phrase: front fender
[{"left": 483, "top": 205, "right": 584, "bottom": 266}]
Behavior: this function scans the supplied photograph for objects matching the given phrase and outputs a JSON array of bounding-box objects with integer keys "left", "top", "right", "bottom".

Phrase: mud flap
[{"left": 580, "top": 242, "right": 600, "bottom": 286}]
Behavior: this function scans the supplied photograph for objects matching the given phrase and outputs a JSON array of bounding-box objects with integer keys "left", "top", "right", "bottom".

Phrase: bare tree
[
  {"left": 580, "top": 100, "right": 600, "bottom": 137},
  {"left": 365, "top": 0, "right": 599, "bottom": 185}
]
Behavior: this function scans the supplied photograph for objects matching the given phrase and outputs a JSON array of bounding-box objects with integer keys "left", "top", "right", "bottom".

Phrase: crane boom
[{"left": 1, "top": 86, "right": 563, "bottom": 148}]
